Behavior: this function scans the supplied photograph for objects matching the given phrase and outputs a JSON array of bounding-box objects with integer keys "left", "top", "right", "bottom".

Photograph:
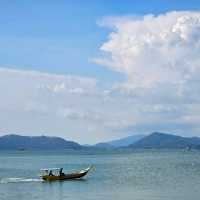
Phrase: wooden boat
[{"left": 40, "top": 166, "right": 92, "bottom": 181}]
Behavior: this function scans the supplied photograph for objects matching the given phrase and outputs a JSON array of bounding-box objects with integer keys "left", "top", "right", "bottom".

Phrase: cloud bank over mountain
[{"left": 0, "top": 68, "right": 137, "bottom": 143}]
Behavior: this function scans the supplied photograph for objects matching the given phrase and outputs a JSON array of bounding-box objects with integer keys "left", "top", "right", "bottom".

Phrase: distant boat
[
  {"left": 185, "top": 146, "right": 192, "bottom": 151},
  {"left": 18, "top": 148, "right": 26, "bottom": 151},
  {"left": 40, "top": 166, "right": 93, "bottom": 181}
]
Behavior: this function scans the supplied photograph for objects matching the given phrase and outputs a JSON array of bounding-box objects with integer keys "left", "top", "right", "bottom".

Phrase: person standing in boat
[
  {"left": 49, "top": 170, "right": 54, "bottom": 176},
  {"left": 59, "top": 168, "right": 65, "bottom": 176}
]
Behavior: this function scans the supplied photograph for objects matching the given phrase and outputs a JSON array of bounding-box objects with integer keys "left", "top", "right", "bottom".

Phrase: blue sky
[
  {"left": 0, "top": 0, "right": 199, "bottom": 79},
  {"left": 0, "top": 1, "right": 200, "bottom": 143}
]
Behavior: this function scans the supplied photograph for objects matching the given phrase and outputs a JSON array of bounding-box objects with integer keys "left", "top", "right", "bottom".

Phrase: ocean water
[{"left": 0, "top": 149, "right": 200, "bottom": 200}]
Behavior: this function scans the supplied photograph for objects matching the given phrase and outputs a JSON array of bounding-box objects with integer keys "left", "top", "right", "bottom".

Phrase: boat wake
[{"left": 0, "top": 177, "right": 43, "bottom": 184}]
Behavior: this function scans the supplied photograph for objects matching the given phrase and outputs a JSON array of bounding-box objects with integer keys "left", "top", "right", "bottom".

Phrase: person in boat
[
  {"left": 49, "top": 170, "right": 54, "bottom": 176},
  {"left": 59, "top": 168, "right": 65, "bottom": 176}
]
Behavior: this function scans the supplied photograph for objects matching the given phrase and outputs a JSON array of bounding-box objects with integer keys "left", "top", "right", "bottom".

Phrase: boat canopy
[
  {"left": 40, "top": 168, "right": 61, "bottom": 171},
  {"left": 40, "top": 168, "right": 61, "bottom": 176}
]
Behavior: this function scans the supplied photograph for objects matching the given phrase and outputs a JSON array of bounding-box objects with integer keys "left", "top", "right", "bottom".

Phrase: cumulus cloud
[
  {"left": 95, "top": 11, "right": 200, "bottom": 100},
  {"left": 93, "top": 11, "right": 200, "bottom": 139}
]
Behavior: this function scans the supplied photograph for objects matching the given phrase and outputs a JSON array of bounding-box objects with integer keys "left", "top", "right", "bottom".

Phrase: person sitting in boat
[
  {"left": 49, "top": 170, "right": 54, "bottom": 176},
  {"left": 59, "top": 168, "right": 65, "bottom": 176}
]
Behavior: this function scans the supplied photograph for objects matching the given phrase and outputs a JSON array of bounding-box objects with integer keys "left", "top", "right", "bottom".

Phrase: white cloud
[
  {"left": 0, "top": 68, "right": 104, "bottom": 142},
  {"left": 0, "top": 67, "right": 138, "bottom": 143},
  {"left": 93, "top": 11, "right": 200, "bottom": 138},
  {"left": 95, "top": 11, "right": 200, "bottom": 100}
]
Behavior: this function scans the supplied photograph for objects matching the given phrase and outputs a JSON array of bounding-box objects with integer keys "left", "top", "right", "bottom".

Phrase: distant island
[
  {"left": 0, "top": 132, "right": 200, "bottom": 150},
  {"left": 0, "top": 134, "right": 82, "bottom": 150},
  {"left": 94, "top": 134, "right": 145, "bottom": 148},
  {"left": 129, "top": 132, "right": 200, "bottom": 149}
]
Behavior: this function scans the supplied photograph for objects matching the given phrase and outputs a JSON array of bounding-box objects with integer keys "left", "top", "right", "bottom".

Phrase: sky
[{"left": 0, "top": 0, "right": 200, "bottom": 144}]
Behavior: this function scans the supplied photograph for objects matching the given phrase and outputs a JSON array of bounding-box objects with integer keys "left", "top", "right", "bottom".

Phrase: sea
[{"left": 0, "top": 149, "right": 200, "bottom": 200}]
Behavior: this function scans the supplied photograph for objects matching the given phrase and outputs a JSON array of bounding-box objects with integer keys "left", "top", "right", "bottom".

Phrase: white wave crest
[{"left": 0, "top": 177, "right": 43, "bottom": 184}]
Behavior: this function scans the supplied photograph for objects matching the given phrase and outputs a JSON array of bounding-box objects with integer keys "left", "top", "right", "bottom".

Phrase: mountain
[
  {"left": 93, "top": 142, "right": 114, "bottom": 149},
  {"left": 129, "top": 132, "right": 200, "bottom": 149},
  {"left": 0, "top": 134, "right": 82, "bottom": 150},
  {"left": 94, "top": 134, "right": 145, "bottom": 148},
  {"left": 107, "top": 134, "right": 145, "bottom": 147},
  {"left": 2, "top": 132, "right": 200, "bottom": 150}
]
